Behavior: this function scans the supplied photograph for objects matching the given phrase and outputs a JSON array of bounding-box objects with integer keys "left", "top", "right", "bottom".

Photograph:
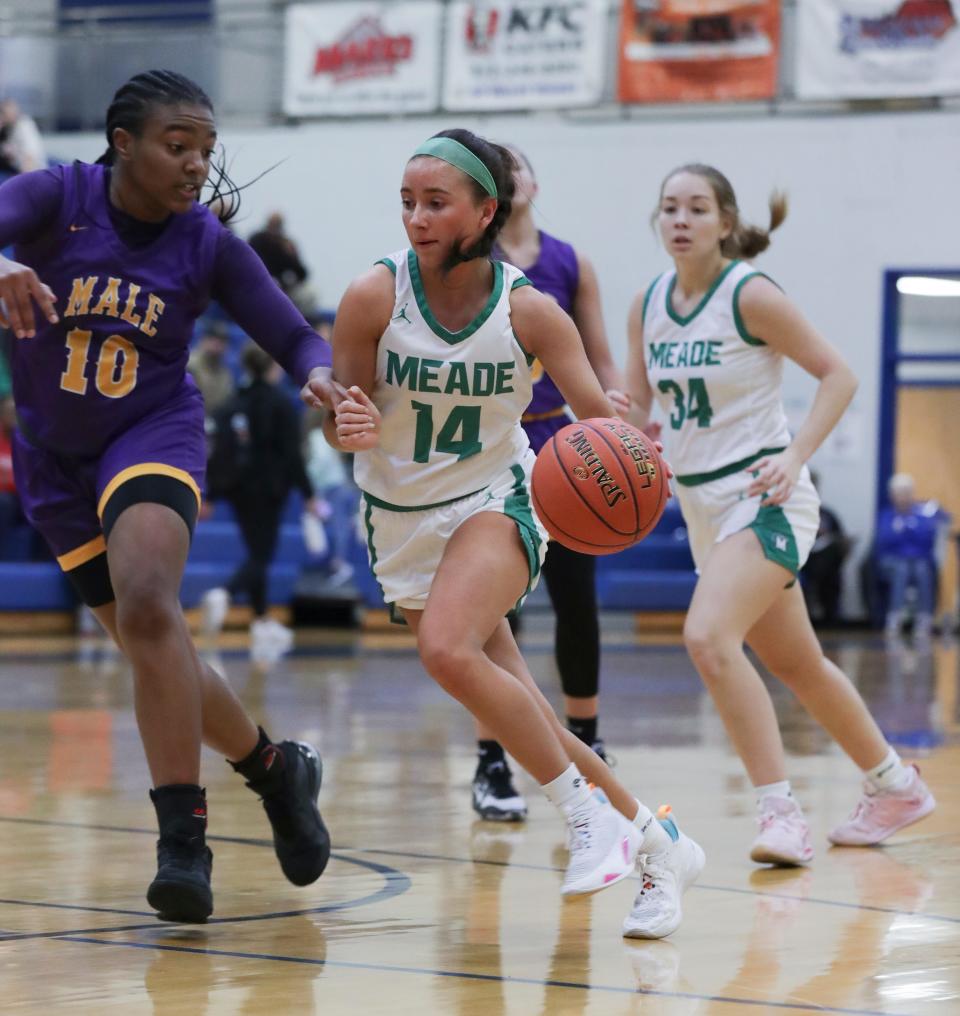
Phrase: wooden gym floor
[{"left": 0, "top": 615, "right": 957, "bottom": 1014}]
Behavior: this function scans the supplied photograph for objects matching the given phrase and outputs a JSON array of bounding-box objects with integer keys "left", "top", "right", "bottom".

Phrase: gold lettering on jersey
[
  {"left": 141, "top": 295, "right": 166, "bottom": 338},
  {"left": 563, "top": 429, "right": 628, "bottom": 508},
  {"left": 64, "top": 276, "right": 98, "bottom": 317},
  {"left": 120, "top": 283, "right": 143, "bottom": 327},
  {"left": 90, "top": 276, "right": 122, "bottom": 317},
  {"left": 63, "top": 276, "right": 166, "bottom": 336}
]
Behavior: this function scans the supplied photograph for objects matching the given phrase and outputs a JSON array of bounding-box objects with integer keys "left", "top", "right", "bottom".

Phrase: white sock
[
  {"left": 865, "top": 747, "right": 912, "bottom": 793},
  {"left": 632, "top": 800, "right": 672, "bottom": 854},
  {"left": 541, "top": 764, "right": 594, "bottom": 816},
  {"left": 754, "top": 780, "right": 793, "bottom": 808}
]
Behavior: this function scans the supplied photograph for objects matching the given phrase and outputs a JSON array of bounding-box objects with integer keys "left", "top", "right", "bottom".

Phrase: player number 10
[{"left": 60, "top": 328, "right": 140, "bottom": 399}]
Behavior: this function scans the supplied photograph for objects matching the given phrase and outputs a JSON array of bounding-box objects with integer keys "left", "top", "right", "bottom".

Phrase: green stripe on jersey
[
  {"left": 675, "top": 447, "right": 786, "bottom": 487},
  {"left": 732, "top": 271, "right": 779, "bottom": 346},
  {"left": 666, "top": 260, "right": 740, "bottom": 327},
  {"left": 362, "top": 487, "right": 486, "bottom": 513},
  {"left": 408, "top": 249, "right": 504, "bottom": 345},
  {"left": 375, "top": 257, "right": 397, "bottom": 276},
  {"left": 749, "top": 504, "right": 800, "bottom": 576}
]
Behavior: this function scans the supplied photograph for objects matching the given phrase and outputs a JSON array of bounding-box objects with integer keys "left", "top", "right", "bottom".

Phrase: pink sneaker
[
  {"left": 750, "top": 796, "right": 814, "bottom": 866},
  {"left": 828, "top": 765, "right": 936, "bottom": 846}
]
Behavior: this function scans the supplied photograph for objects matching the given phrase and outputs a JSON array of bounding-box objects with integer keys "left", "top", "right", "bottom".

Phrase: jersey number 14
[{"left": 411, "top": 401, "right": 482, "bottom": 462}]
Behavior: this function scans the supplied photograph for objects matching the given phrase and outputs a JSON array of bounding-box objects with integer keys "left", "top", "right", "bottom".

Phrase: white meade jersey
[
  {"left": 354, "top": 248, "right": 534, "bottom": 508},
  {"left": 643, "top": 260, "right": 792, "bottom": 483}
]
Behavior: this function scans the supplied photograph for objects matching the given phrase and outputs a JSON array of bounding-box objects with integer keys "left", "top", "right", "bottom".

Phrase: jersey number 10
[{"left": 60, "top": 328, "right": 139, "bottom": 399}]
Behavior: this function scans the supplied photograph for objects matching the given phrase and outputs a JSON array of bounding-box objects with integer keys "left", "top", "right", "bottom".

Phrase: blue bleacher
[{"left": 0, "top": 488, "right": 698, "bottom": 614}]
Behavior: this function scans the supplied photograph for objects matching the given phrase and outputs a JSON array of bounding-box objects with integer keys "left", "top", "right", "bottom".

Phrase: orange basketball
[{"left": 531, "top": 418, "right": 668, "bottom": 555}]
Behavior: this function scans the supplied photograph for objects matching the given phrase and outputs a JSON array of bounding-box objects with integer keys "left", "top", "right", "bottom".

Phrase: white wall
[{"left": 47, "top": 108, "right": 960, "bottom": 611}]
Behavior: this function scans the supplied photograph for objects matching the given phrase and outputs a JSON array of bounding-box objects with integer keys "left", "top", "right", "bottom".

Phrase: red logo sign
[{"left": 313, "top": 16, "right": 413, "bottom": 81}]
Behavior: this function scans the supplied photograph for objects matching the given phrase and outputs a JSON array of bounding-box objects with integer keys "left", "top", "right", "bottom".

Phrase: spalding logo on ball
[{"left": 531, "top": 418, "right": 668, "bottom": 555}]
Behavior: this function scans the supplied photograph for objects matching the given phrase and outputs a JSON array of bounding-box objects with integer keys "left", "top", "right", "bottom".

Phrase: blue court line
[
  {"left": 49, "top": 935, "right": 898, "bottom": 1016},
  {"left": 2, "top": 814, "right": 956, "bottom": 928}
]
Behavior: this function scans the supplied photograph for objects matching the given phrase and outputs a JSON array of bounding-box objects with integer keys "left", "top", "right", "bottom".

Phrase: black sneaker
[
  {"left": 471, "top": 759, "right": 527, "bottom": 822},
  {"left": 591, "top": 739, "right": 616, "bottom": 768},
  {"left": 147, "top": 837, "right": 213, "bottom": 923},
  {"left": 247, "top": 741, "right": 331, "bottom": 886}
]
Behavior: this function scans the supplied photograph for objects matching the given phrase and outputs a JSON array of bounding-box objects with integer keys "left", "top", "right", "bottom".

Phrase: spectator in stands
[
  {"left": 0, "top": 99, "right": 46, "bottom": 178},
  {"left": 304, "top": 410, "right": 358, "bottom": 586},
  {"left": 877, "top": 473, "right": 940, "bottom": 641},
  {"left": 802, "top": 470, "right": 850, "bottom": 627},
  {"left": 0, "top": 395, "right": 19, "bottom": 538},
  {"left": 202, "top": 343, "right": 316, "bottom": 661},
  {"left": 248, "top": 211, "right": 318, "bottom": 318},
  {"left": 187, "top": 320, "right": 235, "bottom": 415}
]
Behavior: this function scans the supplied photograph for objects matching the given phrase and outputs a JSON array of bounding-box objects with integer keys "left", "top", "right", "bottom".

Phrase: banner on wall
[
  {"left": 284, "top": 2, "right": 442, "bottom": 116},
  {"left": 795, "top": 0, "right": 960, "bottom": 99},
  {"left": 442, "top": 0, "right": 607, "bottom": 111},
  {"left": 617, "top": 1, "right": 780, "bottom": 103}
]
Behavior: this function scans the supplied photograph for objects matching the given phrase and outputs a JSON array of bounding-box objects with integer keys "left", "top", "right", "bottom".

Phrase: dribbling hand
[
  {"left": 0, "top": 257, "right": 58, "bottom": 338},
  {"left": 335, "top": 385, "right": 381, "bottom": 451}
]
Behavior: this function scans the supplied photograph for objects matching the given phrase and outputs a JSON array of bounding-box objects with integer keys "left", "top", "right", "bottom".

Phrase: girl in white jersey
[
  {"left": 315, "top": 129, "right": 703, "bottom": 937},
  {"left": 625, "top": 164, "right": 935, "bottom": 866}
]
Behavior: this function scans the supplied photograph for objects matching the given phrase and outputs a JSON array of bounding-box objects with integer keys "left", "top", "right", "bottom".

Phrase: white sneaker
[
  {"left": 623, "top": 809, "right": 705, "bottom": 940},
  {"left": 250, "top": 618, "right": 294, "bottom": 663},
  {"left": 202, "top": 587, "right": 230, "bottom": 636},
  {"left": 561, "top": 794, "right": 642, "bottom": 896}
]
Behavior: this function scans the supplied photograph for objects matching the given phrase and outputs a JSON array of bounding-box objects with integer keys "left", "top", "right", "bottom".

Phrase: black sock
[
  {"left": 477, "top": 739, "right": 506, "bottom": 768},
  {"left": 567, "top": 716, "right": 598, "bottom": 747},
  {"left": 150, "top": 784, "right": 207, "bottom": 843},
  {"left": 230, "top": 727, "right": 286, "bottom": 791}
]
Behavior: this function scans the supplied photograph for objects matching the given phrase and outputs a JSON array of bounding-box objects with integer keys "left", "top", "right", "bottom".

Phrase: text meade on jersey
[{"left": 386, "top": 350, "right": 517, "bottom": 397}]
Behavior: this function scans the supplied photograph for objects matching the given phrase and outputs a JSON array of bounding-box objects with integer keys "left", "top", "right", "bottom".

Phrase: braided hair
[
  {"left": 97, "top": 70, "right": 243, "bottom": 224},
  {"left": 426, "top": 128, "right": 517, "bottom": 272}
]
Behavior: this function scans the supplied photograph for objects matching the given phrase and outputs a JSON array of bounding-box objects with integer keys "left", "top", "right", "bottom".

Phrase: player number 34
[{"left": 60, "top": 327, "right": 139, "bottom": 399}]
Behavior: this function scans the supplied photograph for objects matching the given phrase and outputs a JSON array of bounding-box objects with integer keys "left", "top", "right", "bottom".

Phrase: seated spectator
[
  {"left": 248, "top": 212, "right": 318, "bottom": 317},
  {"left": 0, "top": 99, "right": 46, "bottom": 177},
  {"left": 802, "top": 471, "right": 851, "bottom": 627},
  {"left": 877, "top": 473, "right": 940, "bottom": 641},
  {"left": 188, "top": 321, "right": 235, "bottom": 416}
]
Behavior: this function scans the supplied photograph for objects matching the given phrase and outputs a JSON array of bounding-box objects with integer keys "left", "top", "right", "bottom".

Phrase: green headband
[{"left": 411, "top": 137, "right": 498, "bottom": 199}]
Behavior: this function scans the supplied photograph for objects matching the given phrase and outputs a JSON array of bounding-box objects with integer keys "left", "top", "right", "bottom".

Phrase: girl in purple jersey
[
  {"left": 0, "top": 71, "right": 334, "bottom": 922},
  {"left": 470, "top": 146, "right": 630, "bottom": 822}
]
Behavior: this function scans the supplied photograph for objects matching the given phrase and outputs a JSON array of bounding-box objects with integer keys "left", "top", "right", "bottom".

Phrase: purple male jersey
[
  {"left": 0, "top": 162, "right": 330, "bottom": 574},
  {"left": 498, "top": 231, "right": 579, "bottom": 453}
]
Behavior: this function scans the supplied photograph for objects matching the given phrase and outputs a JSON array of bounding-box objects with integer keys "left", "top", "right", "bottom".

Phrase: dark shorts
[{"left": 12, "top": 388, "right": 206, "bottom": 604}]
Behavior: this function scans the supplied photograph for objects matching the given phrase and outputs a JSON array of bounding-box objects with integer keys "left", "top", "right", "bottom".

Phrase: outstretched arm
[
  {"left": 321, "top": 265, "right": 394, "bottom": 452},
  {"left": 739, "top": 276, "right": 857, "bottom": 505},
  {"left": 571, "top": 252, "right": 627, "bottom": 413},
  {"left": 511, "top": 285, "right": 615, "bottom": 421}
]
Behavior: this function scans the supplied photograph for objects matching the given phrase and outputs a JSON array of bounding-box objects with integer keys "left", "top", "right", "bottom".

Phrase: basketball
[{"left": 531, "top": 418, "right": 668, "bottom": 555}]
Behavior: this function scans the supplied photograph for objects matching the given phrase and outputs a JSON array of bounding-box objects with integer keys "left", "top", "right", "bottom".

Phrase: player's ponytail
[{"left": 657, "top": 163, "right": 787, "bottom": 260}]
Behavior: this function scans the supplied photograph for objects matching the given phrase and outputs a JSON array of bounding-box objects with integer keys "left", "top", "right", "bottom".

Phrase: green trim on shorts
[
  {"left": 676, "top": 447, "right": 786, "bottom": 487},
  {"left": 362, "top": 497, "right": 389, "bottom": 604},
  {"left": 361, "top": 487, "right": 485, "bottom": 513},
  {"left": 503, "top": 463, "right": 543, "bottom": 604},
  {"left": 748, "top": 504, "right": 800, "bottom": 576}
]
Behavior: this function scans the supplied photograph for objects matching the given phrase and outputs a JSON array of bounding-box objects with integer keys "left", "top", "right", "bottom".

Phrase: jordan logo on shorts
[{"left": 775, "top": 535, "right": 788, "bottom": 552}]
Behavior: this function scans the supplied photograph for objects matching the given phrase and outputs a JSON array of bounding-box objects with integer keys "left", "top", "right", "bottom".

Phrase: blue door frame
[{"left": 876, "top": 268, "right": 960, "bottom": 522}]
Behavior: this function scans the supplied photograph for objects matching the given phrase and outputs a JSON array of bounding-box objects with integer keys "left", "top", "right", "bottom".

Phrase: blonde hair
[{"left": 656, "top": 163, "right": 787, "bottom": 259}]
